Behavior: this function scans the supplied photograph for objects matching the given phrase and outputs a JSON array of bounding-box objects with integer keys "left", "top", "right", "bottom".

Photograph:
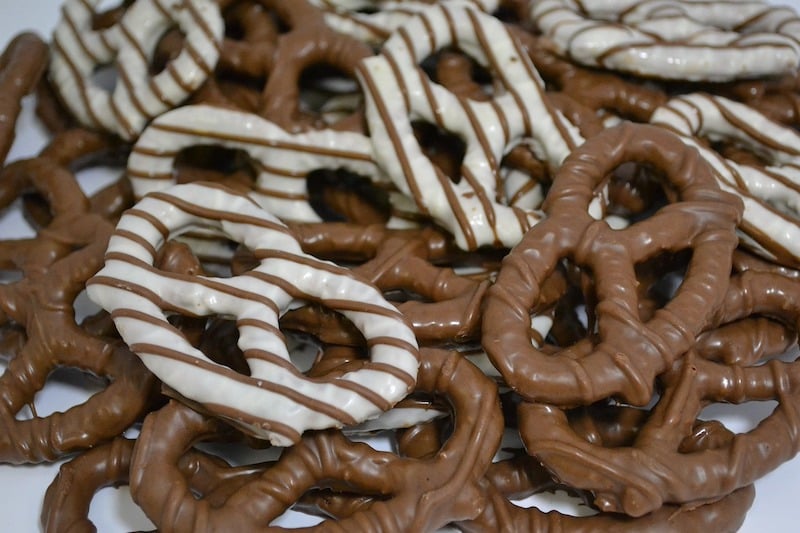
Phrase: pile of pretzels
[{"left": 2, "top": 0, "right": 800, "bottom": 531}]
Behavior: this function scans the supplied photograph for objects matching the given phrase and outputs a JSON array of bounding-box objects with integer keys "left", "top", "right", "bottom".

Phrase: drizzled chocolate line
[{"left": 87, "top": 182, "right": 419, "bottom": 446}]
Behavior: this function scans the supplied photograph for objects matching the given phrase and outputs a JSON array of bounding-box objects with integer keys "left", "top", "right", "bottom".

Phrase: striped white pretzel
[
  {"left": 357, "top": 3, "right": 582, "bottom": 250},
  {"left": 308, "top": 0, "right": 500, "bottom": 46},
  {"left": 650, "top": 92, "right": 800, "bottom": 267},
  {"left": 531, "top": 0, "right": 800, "bottom": 81},
  {"left": 86, "top": 182, "right": 419, "bottom": 446},
  {"left": 49, "top": 0, "right": 223, "bottom": 140},
  {"left": 128, "top": 104, "right": 395, "bottom": 223}
]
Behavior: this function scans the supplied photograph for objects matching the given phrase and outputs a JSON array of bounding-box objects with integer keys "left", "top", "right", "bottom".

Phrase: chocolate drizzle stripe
[
  {"left": 461, "top": 164, "right": 498, "bottom": 231},
  {"left": 130, "top": 145, "right": 179, "bottom": 157},
  {"left": 201, "top": 401, "right": 301, "bottom": 442},
  {"left": 63, "top": 2, "right": 102, "bottom": 65},
  {"left": 124, "top": 208, "right": 171, "bottom": 240},
  {"left": 252, "top": 186, "right": 309, "bottom": 201},
  {"left": 113, "top": 62, "right": 151, "bottom": 122},
  {"left": 167, "top": 61, "right": 194, "bottom": 93},
  {"left": 128, "top": 342, "right": 360, "bottom": 426},
  {"left": 434, "top": 166, "right": 479, "bottom": 250},
  {"left": 254, "top": 160, "right": 308, "bottom": 178},
  {"left": 126, "top": 169, "right": 172, "bottom": 180},
  {"left": 357, "top": 63, "right": 429, "bottom": 216},
  {"left": 441, "top": 5, "right": 460, "bottom": 52},
  {"left": 111, "top": 229, "right": 157, "bottom": 259},
  {"left": 489, "top": 100, "right": 510, "bottom": 148},
  {"left": 418, "top": 12, "right": 436, "bottom": 59},
  {"left": 237, "top": 317, "right": 285, "bottom": 343},
  {"left": 183, "top": 0, "right": 224, "bottom": 55},
  {"left": 711, "top": 97, "right": 800, "bottom": 156},
  {"left": 146, "top": 191, "right": 290, "bottom": 235},
  {"left": 52, "top": 33, "right": 103, "bottom": 130},
  {"left": 461, "top": 99, "right": 499, "bottom": 184},
  {"left": 95, "top": 258, "right": 282, "bottom": 317},
  {"left": 383, "top": 45, "right": 412, "bottom": 112},
  {"left": 148, "top": 121, "right": 372, "bottom": 162}
]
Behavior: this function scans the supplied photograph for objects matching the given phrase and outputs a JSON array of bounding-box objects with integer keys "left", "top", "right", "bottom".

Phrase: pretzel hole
[
  {"left": 89, "top": 62, "right": 118, "bottom": 95},
  {"left": 421, "top": 49, "right": 498, "bottom": 101},
  {"left": 698, "top": 399, "right": 778, "bottom": 435},
  {"left": 90, "top": 0, "right": 132, "bottom": 31},
  {"left": 607, "top": 162, "right": 668, "bottom": 220},
  {"left": 12, "top": 366, "right": 106, "bottom": 421},
  {"left": 307, "top": 168, "right": 391, "bottom": 224},
  {"left": 174, "top": 145, "right": 257, "bottom": 191},
  {"left": 411, "top": 120, "right": 467, "bottom": 184},
  {"left": 299, "top": 64, "right": 361, "bottom": 123},
  {"left": 513, "top": 487, "right": 597, "bottom": 517},
  {"left": 89, "top": 486, "right": 153, "bottom": 531},
  {"left": 634, "top": 249, "right": 691, "bottom": 322},
  {"left": 150, "top": 27, "right": 186, "bottom": 76}
]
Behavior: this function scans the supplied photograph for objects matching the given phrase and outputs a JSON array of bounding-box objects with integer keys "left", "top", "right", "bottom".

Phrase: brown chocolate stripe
[{"left": 129, "top": 342, "right": 360, "bottom": 426}]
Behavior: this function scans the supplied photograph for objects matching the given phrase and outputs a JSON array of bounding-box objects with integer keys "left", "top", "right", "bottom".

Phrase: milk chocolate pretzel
[
  {"left": 0, "top": 32, "right": 48, "bottom": 166},
  {"left": 87, "top": 182, "right": 419, "bottom": 446},
  {"left": 0, "top": 212, "right": 155, "bottom": 463},
  {"left": 650, "top": 92, "right": 800, "bottom": 267},
  {"left": 40, "top": 437, "right": 269, "bottom": 533},
  {"left": 531, "top": 0, "right": 800, "bottom": 82},
  {"left": 49, "top": 0, "right": 224, "bottom": 140},
  {"left": 519, "top": 271, "right": 800, "bottom": 517},
  {"left": 357, "top": 2, "right": 582, "bottom": 250},
  {"left": 483, "top": 122, "right": 743, "bottom": 406},
  {"left": 130, "top": 347, "right": 503, "bottom": 531},
  {"left": 276, "top": 223, "right": 490, "bottom": 344}
]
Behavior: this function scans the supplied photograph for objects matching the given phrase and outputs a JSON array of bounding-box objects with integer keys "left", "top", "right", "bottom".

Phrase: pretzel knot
[
  {"left": 86, "top": 182, "right": 419, "bottom": 446},
  {"left": 357, "top": 2, "right": 581, "bottom": 250},
  {"left": 519, "top": 271, "right": 800, "bottom": 517},
  {"left": 650, "top": 92, "right": 800, "bottom": 267},
  {"left": 129, "top": 348, "right": 502, "bottom": 531},
  {"left": 49, "top": 0, "right": 224, "bottom": 140},
  {"left": 532, "top": 0, "right": 800, "bottom": 82},
  {"left": 483, "top": 123, "right": 743, "bottom": 406}
]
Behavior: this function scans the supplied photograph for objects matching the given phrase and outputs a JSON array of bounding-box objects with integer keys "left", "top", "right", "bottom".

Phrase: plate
[{"left": 0, "top": 1, "right": 799, "bottom": 531}]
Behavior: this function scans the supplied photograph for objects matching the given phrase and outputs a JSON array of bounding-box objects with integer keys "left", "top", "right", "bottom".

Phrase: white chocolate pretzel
[
  {"left": 86, "top": 182, "right": 419, "bottom": 446},
  {"left": 128, "top": 104, "right": 394, "bottom": 223},
  {"left": 531, "top": 0, "right": 800, "bottom": 81},
  {"left": 309, "top": 0, "right": 500, "bottom": 45},
  {"left": 357, "top": 3, "right": 582, "bottom": 250},
  {"left": 651, "top": 92, "right": 800, "bottom": 266},
  {"left": 49, "top": 0, "right": 223, "bottom": 140}
]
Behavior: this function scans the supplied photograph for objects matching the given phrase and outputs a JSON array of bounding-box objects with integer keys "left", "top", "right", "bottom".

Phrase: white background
[{"left": 1, "top": 1, "right": 799, "bottom": 531}]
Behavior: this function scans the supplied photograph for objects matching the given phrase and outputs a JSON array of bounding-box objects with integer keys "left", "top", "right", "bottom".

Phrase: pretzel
[
  {"left": 531, "top": 0, "right": 800, "bottom": 82},
  {"left": 49, "top": 0, "right": 224, "bottom": 140},
  {"left": 309, "top": 0, "right": 501, "bottom": 46},
  {"left": 0, "top": 213, "right": 155, "bottom": 463},
  {"left": 519, "top": 270, "right": 800, "bottom": 517},
  {"left": 483, "top": 123, "right": 743, "bottom": 406},
  {"left": 275, "top": 223, "right": 490, "bottom": 344},
  {"left": 86, "top": 182, "right": 419, "bottom": 445},
  {"left": 40, "top": 436, "right": 274, "bottom": 533},
  {"left": 0, "top": 32, "right": 49, "bottom": 165},
  {"left": 130, "top": 347, "right": 503, "bottom": 531},
  {"left": 357, "top": 2, "right": 582, "bottom": 250},
  {"left": 127, "top": 105, "right": 395, "bottom": 225},
  {"left": 650, "top": 92, "right": 800, "bottom": 267}
]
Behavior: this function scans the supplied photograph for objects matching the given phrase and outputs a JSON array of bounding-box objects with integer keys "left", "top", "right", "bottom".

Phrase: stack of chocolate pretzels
[{"left": 2, "top": 0, "right": 800, "bottom": 531}]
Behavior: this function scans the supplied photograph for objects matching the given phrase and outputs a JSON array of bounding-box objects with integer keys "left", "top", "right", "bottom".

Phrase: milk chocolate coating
[
  {"left": 520, "top": 272, "right": 800, "bottom": 516},
  {"left": 483, "top": 122, "right": 743, "bottom": 406},
  {"left": 130, "top": 348, "right": 503, "bottom": 532},
  {"left": 0, "top": 32, "right": 49, "bottom": 165}
]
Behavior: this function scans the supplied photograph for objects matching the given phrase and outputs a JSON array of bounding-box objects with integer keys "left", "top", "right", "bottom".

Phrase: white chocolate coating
[
  {"left": 651, "top": 92, "right": 800, "bottom": 264},
  {"left": 49, "top": 0, "right": 223, "bottom": 140},
  {"left": 358, "top": 3, "right": 583, "bottom": 250},
  {"left": 86, "top": 183, "right": 420, "bottom": 446},
  {"left": 128, "top": 104, "right": 393, "bottom": 223},
  {"left": 532, "top": 0, "right": 800, "bottom": 81}
]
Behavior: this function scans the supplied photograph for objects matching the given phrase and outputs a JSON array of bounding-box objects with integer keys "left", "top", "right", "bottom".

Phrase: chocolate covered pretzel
[
  {"left": 130, "top": 347, "right": 503, "bottom": 531},
  {"left": 531, "top": 0, "right": 800, "bottom": 82},
  {"left": 87, "top": 182, "right": 419, "bottom": 445},
  {"left": 483, "top": 122, "right": 743, "bottom": 406}
]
